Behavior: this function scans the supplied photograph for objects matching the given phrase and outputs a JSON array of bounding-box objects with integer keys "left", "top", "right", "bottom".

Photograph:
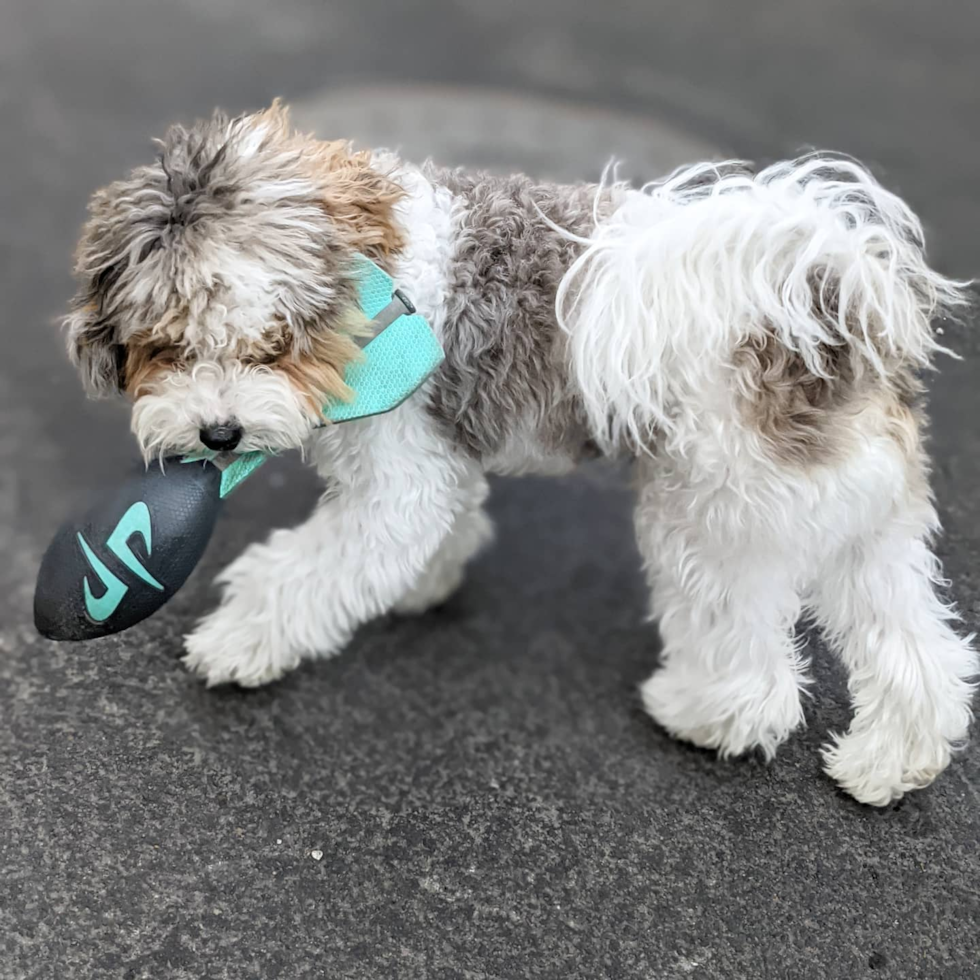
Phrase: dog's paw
[
  {"left": 641, "top": 666, "right": 804, "bottom": 760},
  {"left": 182, "top": 604, "right": 299, "bottom": 689},
  {"left": 821, "top": 724, "right": 958, "bottom": 806}
]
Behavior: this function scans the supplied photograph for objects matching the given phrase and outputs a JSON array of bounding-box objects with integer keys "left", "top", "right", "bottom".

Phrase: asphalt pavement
[{"left": 2, "top": 2, "right": 979, "bottom": 978}]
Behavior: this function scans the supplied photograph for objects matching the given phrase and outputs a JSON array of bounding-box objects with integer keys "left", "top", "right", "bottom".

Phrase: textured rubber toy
[{"left": 34, "top": 459, "right": 222, "bottom": 640}]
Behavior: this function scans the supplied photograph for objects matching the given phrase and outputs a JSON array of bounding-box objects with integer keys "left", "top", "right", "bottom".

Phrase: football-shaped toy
[
  {"left": 33, "top": 449, "right": 270, "bottom": 642},
  {"left": 34, "top": 458, "right": 225, "bottom": 640}
]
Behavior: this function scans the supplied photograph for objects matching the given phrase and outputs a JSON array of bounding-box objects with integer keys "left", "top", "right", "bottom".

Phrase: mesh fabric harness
[{"left": 185, "top": 253, "right": 444, "bottom": 497}]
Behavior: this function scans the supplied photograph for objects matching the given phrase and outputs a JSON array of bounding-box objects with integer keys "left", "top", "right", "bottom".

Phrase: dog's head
[{"left": 64, "top": 101, "right": 405, "bottom": 459}]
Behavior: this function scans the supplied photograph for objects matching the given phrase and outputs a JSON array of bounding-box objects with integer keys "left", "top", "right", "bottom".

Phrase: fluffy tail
[{"left": 555, "top": 155, "right": 971, "bottom": 453}]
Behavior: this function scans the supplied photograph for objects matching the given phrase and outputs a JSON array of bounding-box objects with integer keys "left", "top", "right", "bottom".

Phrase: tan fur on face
[
  {"left": 263, "top": 307, "right": 371, "bottom": 416},
  {"left": 123, "top": 301, "right": 370, "bottom": 419},
  {"left": 272, "top": 331, "right": 359, "bottom": 416},
  {"left": 122, "top": 337, "right": 185, "bottom": 398},
  {"left": 249, "top": 101, "right": 406, "bottom": 262}
]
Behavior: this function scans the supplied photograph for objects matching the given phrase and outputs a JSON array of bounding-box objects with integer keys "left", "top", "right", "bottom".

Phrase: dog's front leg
[{"left": 183, "top": 408, "right": 473, "bottom": 687}]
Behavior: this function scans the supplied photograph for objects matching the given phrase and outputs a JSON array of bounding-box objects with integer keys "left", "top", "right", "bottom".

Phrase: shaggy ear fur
[
  {"left": 247, "top": 101, "right": 406, "bottom": 260},
  {"left": 313, "top": 141, "right": 406, "bottom": 258},
  {"left": 63, "top": 180, "right": 146, "bottom": 397},
  {"left": 63, "top": 292, "right": 124, "bottom": 398}
]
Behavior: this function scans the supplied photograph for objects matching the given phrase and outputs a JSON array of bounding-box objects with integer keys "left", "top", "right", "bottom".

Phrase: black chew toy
[{"left": 34, "top": 458, "right": 223, "bottom": 640}]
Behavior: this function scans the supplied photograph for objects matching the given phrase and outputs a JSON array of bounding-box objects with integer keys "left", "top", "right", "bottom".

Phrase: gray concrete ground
[{"left": 2, "top": 2, "right": 980, "bottom": 978}]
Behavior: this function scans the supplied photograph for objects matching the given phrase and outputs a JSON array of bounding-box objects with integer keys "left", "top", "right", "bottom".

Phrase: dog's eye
[
  {"left": 242, "top": 329, "right": 290, "bottom": 366},
  {"left": 147, "top": 345, "right": 174, "bottom": 362},
  {"left": 248, "top": 344, "right": 286, "bottom": 366},
  {"left": 247, "top": 351, "right": 278, "bottom": 366}
]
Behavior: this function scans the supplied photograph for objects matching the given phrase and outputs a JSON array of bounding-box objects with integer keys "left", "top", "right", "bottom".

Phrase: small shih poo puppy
[{"left": 64, "top": 101, "right": 976, "bottom": 805}]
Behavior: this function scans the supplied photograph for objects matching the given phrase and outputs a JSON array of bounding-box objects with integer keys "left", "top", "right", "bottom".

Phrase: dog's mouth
[
  {"left": 137, "top": 426, "right": 317, "bottom": 466},
  {"left": 132, "top": 401, "right": 322, "bottom": 464}
]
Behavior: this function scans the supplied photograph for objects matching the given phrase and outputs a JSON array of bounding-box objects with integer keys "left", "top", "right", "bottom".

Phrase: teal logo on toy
[{"left": 77, "top": 501, "right": 164, "bottom": 622}]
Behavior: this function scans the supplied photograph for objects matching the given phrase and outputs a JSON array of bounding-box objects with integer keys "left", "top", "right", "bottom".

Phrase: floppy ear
[
  {"left": 63, "top": 299, "right": 124, "bottom": 397},
  {"left": 62, "top": 184, "right": 136, "bottom": 398},
  {"left": 314, "top": 144, "right": 406, "bottom": 259},
  {"left": 63, "top": 248, "right": 127, "bottom": 398}
]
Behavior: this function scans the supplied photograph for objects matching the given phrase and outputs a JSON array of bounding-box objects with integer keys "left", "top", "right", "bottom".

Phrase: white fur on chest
[{"left": 379, "top": 156, "right": 458, "bottom": 339}]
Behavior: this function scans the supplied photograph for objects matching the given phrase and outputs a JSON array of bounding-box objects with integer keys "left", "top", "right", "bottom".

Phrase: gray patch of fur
[
  {"left": 424, "top": 165, "right": 616, "bottom": 463},
  {"left": 65, "top": 109, "right": 359, "bottom": 394}
]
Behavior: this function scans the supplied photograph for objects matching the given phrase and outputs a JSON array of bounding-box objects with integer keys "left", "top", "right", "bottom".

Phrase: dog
[{"left": 63, "top": 101, "right": 976, "bottom": 805}]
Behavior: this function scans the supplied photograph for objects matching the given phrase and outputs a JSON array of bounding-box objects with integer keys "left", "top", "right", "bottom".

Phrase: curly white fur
[{"left": 556, "top": 155, "right": 970, "bottom": 454}]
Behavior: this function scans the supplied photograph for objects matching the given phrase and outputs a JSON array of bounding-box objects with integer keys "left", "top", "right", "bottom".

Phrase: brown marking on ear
[
  {"left": 268, "top": 307, "right": 370, "bottom": 416},
  {"left": 244, "top": 101, "right": 406, "bottom": 262},
  {"left": 312, "top": 142, "right": 406, "bottom": 261},
  {"left": 248, "top": 99, "right": 293, "bottom": 142},
  {"left": 121, "top": 336, "right": 184, "bottom": 398}
]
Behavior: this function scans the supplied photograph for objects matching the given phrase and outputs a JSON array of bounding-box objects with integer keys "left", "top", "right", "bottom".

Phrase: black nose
[{"left": 199, "top": 422, "right": 243, "bottom": 452}]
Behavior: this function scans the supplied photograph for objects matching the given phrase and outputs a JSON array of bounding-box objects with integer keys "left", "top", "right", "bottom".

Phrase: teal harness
[{"left": 186, "top": 253, "right": 444, "bottom": 498}]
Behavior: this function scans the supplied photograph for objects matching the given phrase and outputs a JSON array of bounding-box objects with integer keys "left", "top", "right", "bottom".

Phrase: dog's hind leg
[
  {"left": 558, "top": 154, "right": 976, "bottom": 801},
  {"left": 635, "top": 458, "right": 811, "bottom": 761},
  {"left": 806, "top": 448, "right": 977, "bottom": 806}
]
